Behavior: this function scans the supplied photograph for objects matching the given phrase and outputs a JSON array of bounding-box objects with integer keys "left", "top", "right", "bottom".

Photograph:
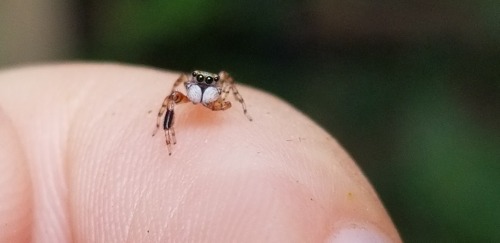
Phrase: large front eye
[
  {"left": 206, "top": 76, "right": 213, "bottom": 84},
  {"left": 196, "top": 74, "right": 204, "bottom": 82}
]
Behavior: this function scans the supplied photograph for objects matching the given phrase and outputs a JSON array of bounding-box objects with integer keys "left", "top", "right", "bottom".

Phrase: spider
[{"left": 152, "top": 70, "right": 252, "bottom": 155}]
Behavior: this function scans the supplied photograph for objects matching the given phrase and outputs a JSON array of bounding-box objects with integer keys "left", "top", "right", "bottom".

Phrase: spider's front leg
[
  {"left": 153, "top": 91, "right": 189, "bottom": 155},
  {"left": 152, "top": 91, "right": 189, "bottom": 136},
  {"left": 153, "top": 73, "right": 189, "bottom": 137}
]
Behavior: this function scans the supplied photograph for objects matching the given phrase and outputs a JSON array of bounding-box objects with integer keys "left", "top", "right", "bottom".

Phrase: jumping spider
[{"left": 152, "top": 70, "right": 252, "bottom": 155}]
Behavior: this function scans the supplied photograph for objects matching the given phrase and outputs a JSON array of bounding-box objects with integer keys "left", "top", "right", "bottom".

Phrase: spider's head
[
  {"left": 190, "top": 70, "right": 220, "bottom": 86},
  {"left": 185, "top": 70, "right": 221, "bottom": 104}
]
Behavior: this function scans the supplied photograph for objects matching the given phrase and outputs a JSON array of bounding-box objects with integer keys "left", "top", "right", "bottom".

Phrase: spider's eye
[
  {"left": 206, "top": 76, "right": 213, "bottom": 84},
  {"left": 196, "top": 74, "right": 204, "bottom": 82},
  {"left": 214, "top": 75, "right": 219, "bottom": 82},
  {"left": 192, "top": 71, "right": 197, "bottom": 77}
]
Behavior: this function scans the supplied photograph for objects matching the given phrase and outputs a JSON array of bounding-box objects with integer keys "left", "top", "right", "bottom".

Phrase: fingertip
[{"left": 37, "top": 64, "right": 400, "bottom": 241}]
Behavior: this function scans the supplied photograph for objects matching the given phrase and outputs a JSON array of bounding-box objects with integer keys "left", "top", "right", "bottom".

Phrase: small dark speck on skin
[
  {"left": 147, "top": 110, "right": 152, "bottom": 114},
  {"left": 310, "top": 198, "right": 313, "bottom": 201},
  {"left": 147, "top": 230, "right": 150, "bottom": 233}
]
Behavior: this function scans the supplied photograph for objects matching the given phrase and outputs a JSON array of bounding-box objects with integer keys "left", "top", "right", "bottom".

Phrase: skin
[{"left": 0, "top": 63, "right": 401, "bottom": 242}]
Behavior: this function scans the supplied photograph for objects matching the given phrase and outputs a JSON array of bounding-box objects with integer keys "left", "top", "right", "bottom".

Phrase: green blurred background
[{"left": 1, "top": 0, "right": 499, "bottom": 241}]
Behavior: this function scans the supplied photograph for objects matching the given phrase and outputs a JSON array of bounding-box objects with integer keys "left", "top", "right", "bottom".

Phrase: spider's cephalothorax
[{"left": 153, "top": 70, "right": 252, "bottom": 155}]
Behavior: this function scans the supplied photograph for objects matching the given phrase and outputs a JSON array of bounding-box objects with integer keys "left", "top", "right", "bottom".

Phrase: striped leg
[
  {"left": 152, "top": 73, "right": 189, "bottom": 137},
  {"left": 153, "top": 91, "right": 189, "bottom": 155},
  {"left": 218, "top": 71, "right": 252, "bottom": 121}
]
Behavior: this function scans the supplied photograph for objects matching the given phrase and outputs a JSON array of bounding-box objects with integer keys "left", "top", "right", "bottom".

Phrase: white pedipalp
[
  {"left": 202, "top": 86, "right": 220, "bottom": 104},
  {"left": 186, "top": 84, "right": 202, "bottom": 103}
]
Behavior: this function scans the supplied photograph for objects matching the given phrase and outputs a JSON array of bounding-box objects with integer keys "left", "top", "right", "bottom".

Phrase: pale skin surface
[{"left": 0, "top": 63, "right": 401, "bottom": 242}]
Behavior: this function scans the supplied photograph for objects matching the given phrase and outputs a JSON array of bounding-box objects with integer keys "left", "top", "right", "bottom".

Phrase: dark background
[{"left": 1, "top": 0, "right": 499, "bottom": 241}]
